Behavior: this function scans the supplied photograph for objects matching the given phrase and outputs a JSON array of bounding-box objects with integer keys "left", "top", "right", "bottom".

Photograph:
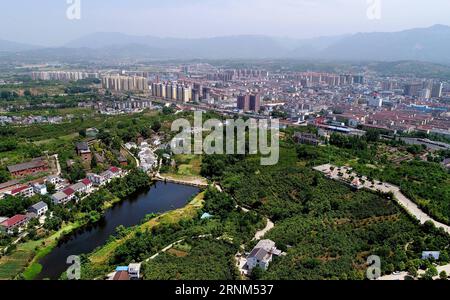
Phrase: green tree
[
  {"left": 422, "top": 266, "right": 438, "bottom": 280},
  {"left": 46, "top": 183, "right": 56, "bottom": 194},
  {"left": 407, "top": 266, "right": 418, "bottom": 277},
  {"left": 90, "top": 154, "right": 98, "bottom": 169},
  {"left": 250, "top": 266, "right": 265, "bottom": 280},
  {"left": 79, "top": 129, "right": 87, "bottom": 138},
  {"left": 151, "top": 121, "right": 162, "bottom": 133},
  {"left": 0, "top": 169, "right": 11, "bottom": 184},
  {"left": 162, "top": 106, "right": 175, "bottom": 115}
]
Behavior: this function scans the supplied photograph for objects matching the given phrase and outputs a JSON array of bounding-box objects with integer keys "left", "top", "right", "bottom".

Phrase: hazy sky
[{"left": 1, "top": 0, "right": 450, "bottom": 46}]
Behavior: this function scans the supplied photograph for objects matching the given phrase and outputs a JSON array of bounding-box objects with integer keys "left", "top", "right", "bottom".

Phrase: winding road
[{"left": 314, "top": 164, "right": 450, "bottom": 235}]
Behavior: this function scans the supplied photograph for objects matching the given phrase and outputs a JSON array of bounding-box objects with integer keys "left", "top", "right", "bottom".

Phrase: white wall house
[{"left": 246, "top": 240, "right": 282, "bottom": 272}]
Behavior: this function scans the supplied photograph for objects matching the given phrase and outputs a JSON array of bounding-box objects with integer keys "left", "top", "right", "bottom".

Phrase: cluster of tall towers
[
  {"left": 237, "top": 93, "right": 261, "bottom": 112},
  {"left": 102, "top": 75, "right": 148, "bottom": 91},
  {"left": 151, "top": 82, "right": 211, "bottom": 103}
]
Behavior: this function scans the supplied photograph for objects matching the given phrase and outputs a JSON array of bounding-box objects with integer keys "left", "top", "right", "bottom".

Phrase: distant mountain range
[
  {"left": 0, "top": 39, "right": 41, "bottom": 52},
  {"left": 1, "top": 25, "right": 450, "bottom": 63}
]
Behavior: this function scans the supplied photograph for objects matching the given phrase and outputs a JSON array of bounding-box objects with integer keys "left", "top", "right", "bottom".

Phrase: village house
[
  {"left": 441, "top": 158, "right": 450, "bottom": 170},
  {"left": 100, "top": 167, "right": 123, "bottom": 183},
  {"left": 0, "top": 180, "right": 20, "bottom": 194},
  {"left": 0, "top": 214, "right": 29, "bottom": 235},
  {"left": 46, "top": 175, "right": 66, "bottom": 190},
  {"left": 118, "top": 155, "right": 128, "bottom": 167},
  {"left": 52, "top": 187, "right": 76, "bottom": 205},
  {"left": 293, "top": 132, "right": 321, "bottom": 146},
  {"left": 32, "top": 183, "right": 48, "bottom": 195},
  {"left": 80, "top": 178, "right": 93, "bottom": 192},
  {"left": 128, "top": 263, "right": 141, "bottom": 280},
  {"left": 51, "top": 191, "right": 70, "bottom": 205},
  {"left": 112, "top": 271, "right": 130, "bottom": 281},
  {"left": 70, "top": 181, "right": 89, "bottom": 196},
  {"left": 76, "top": 142, "right": 92, "bottom": 163},
  {"left": 87, "top": 173, "right": 107, "bottom": 186},
  {"left": 6, "top": 185, "right": 35, "bottom": 198},
  {"left": 51, "top": 178, "right": 93, "bottom": 205},
  {"left": 28, "top": 201, "right": 48, "bottom": 217},
  {"left": 246, "top": 240, "right": 282, "bottom": 272},
  {"left": 108, "top": 263, "right": 141, "bottom": 281}
]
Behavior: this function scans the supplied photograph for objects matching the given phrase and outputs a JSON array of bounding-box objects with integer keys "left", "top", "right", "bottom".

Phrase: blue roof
[
  {"left": 422, "top": 251, "right": 440, "bottom": 260},
  {"left": 115, "top": 266, "right": 129, "bottom": 272},
  {"left": 201, "top": 213, "right": 213, "bottom": 220}
]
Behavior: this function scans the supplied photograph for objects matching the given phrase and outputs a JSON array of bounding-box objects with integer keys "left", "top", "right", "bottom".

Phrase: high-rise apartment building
[
  {"left": 102, "top": 75, "right": 148, "bottom": 91},
  {"left": 237, "top": 95, "right": 250, "bottom": 111},
  {"left": 249, "top": 94, "right": 261, "bottom": 112},
  {"left": 404, "top": 83, "right": 422, "bottom": 97},
  {"left": 432, "top": 83, "right": 443, "bottom": 98}
]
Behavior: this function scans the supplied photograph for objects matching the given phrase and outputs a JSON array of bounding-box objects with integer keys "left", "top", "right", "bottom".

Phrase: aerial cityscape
[{"left": 0, "top": 0, "right": 449, "bottom": 295}]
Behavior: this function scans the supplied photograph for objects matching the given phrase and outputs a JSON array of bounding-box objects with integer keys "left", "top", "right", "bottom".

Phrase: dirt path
[
  {"left": 155, "top": 174, "right": 208, "bottom": 187},
  {"left": 253, "top": 219, "right": 274, "bottom": 241}
]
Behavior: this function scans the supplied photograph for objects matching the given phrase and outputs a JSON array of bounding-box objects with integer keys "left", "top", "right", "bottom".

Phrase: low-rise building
[
  {"left": 76, "top": 142, "right": 92, "bottom": 163},
  {"left": 33, "top": 183, "right": 48, "bottom": 195},
  {"left": 46, "top": 175, "right": 65, "bottom": 187},
  {"left": 70, "top": 182, "right": 88, "bottom": 195},
  {"left": 128, "top": 263, "right": 141, "bottom": 280},
  {"left": 246, "top": 240, "right": 282, "bottom": 272},
  {"left": 0, "top": 214, "right": 29, "bottom": 235},
  {"left": 7, "top": 185, "right": 35, "bottom": 198},
  {"left": 52, "top": 187, "right": 76, "bottom": 205},
  {"left": 7, "top": 158, "right": 49, "bottom": 177},
  {"left": 293, "top": 132, "right": 321, "bottom": 146},
  {"left": 28, "top": 201, "right": 48, "bottom": 217},
  {"left": 112, "top": 271, "right": 130, "bottom": 281},
  {"left": 51, "top": 178, "right": 93, "bottom": 205},
  {"left": 87, "top": 173, "right": 107, "bottom": 186},
  {"left": 80, "top": 178, "right": 93, "bottom": 192},
  {"left": 0, "top": 180, "right": 20, "bottom": 194},
  {"left": 99, "top": 167, "right": 123, "bottom": 183}
]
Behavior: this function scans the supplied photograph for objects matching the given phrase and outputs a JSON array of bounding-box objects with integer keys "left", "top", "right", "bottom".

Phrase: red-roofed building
[
  {"left": 7, "top": 158, "right": 49, "bottom": 178},
  {"left": 8, "top": 185, "right": 35, "bottom": 198},
  {"left": 80, "top": 178, "right": 93, "bottom": 193},
  {"left": 0, "top": 214, "right": 29, "bottom": 234},
  {"left": 109, "top": 167, "right": 121, "bottom": 174},
  {"left": 63, "top": 187, "right": 75, "bottom": 196}
]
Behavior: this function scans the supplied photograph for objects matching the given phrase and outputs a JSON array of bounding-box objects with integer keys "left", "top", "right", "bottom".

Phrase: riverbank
[
  {"left": 83, "top": 191, "right": 205, "bottom": 279},
  {"left": 0, "top": 171, "right": 150, "bottom": 280},
  {"left": 0, "top": 221, "right": 83, "bottom": 280},
  {"left": 155, "top": 173, "right": 208, "bottom": 188},
  {"left": 19, "top": 195, "right": 124, "bottom": 280}
]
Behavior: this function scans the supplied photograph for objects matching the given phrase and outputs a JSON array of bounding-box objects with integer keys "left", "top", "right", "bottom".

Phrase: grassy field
[
  {"left": 168, "top": 154, "right": 202, "bottom": 177},
  {"left": 32, "top": 132, "right": 80, "bottom": 146},
  {"left": 160, "top": 154, "right": 208, "bottom": 185},
  {"left": 0, "top": 222, "right": 81, "bottom": 280}
]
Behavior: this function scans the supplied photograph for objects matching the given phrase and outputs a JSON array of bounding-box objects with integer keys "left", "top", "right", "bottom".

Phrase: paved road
[
  {"left": 378, "top": 264, "right": 450, "bottom": 280},
  {"left": 253, "top": 219, "right": 274, "bottom": 241},
  {"left": 122, "top": 145, "right": 140, "bottom": 167}
]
